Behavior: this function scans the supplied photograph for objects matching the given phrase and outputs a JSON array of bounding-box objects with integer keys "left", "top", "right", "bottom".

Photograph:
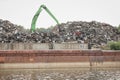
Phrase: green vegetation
[
  {"left": 22, "top": 26, "right": 54, "bottom": 33},
  {"left": 102, "top": 41, "right": 120, "bottom": 50},
  {"left": 35, "top": 26, "right": 54, "bottom": 32},
  {"left": 108, "top": 41, "right": 120, "bottom": 50}
]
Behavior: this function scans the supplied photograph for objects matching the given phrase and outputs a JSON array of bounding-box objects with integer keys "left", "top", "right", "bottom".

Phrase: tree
[{"left": 36, "top": 28, "right": 48, "bottom": 32}]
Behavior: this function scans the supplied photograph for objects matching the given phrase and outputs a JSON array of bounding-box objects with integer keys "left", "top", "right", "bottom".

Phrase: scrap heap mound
[
  {"left": 0, "top": 19, "right": 59, "bottom": 43},
  {"left": 0, "top": 19, "right": 25, "bottom": 43},
  {"left": 54, "top": 21, "right": 120, "bottom": 48},
  {"left": 0, "top": 19, "right": 120, "bottom": 48}
]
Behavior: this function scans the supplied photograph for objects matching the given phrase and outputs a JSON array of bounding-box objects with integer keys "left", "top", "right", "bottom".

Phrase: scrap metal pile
[
  {"left": 0, "top": 19, "right": 120, "bottom": 48},
  {"left": 0, "top": 19, "right": 60, "bottom": 43},
  {"left": 54, "top": 21, "right": 120, "bottom": 47},
  {"left": 0, "top": 19, "right": 25, "bottom": 43}
]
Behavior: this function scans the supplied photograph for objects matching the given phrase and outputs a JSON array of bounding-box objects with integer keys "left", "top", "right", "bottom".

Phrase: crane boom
[{"left": 31, "top": 4, "right": 60, "bottom": 32}]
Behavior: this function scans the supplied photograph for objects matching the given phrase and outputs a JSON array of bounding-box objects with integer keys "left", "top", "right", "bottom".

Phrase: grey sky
[{"left": 0, "top": 0, "right": 120, "bottom": 29}]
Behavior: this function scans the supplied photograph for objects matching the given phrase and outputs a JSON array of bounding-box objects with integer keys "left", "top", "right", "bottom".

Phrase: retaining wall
[{"left": 0, "top": 43, "right": 88, "bottom": 50}]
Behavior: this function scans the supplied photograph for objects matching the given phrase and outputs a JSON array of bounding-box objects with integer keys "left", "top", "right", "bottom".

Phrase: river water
[{"left": 0, "top": 68, "right": 120, "bottom": 80}]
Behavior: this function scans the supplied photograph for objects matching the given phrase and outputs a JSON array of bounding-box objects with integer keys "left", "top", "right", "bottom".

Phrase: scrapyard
[{"left": 0, "top": 3, "right": 120, "bottom": 80}]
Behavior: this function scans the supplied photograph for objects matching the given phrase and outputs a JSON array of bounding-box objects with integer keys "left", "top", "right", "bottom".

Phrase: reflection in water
[{"left": 0, "top": 69, "right": 120, "bottom": 80}]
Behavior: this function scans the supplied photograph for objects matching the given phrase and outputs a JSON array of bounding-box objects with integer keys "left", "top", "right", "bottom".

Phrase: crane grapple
[{"left": 31, "top": 4, "right": 60, "bottom": 32}]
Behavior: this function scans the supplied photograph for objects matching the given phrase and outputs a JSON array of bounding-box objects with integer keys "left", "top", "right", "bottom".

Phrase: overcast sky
[{"left": 0, "top": 0, "right": 120, "bottom": 29}]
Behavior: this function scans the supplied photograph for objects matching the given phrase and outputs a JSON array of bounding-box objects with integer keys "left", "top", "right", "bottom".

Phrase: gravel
[{"left": 0, "top": 69, "right": 120, "bottom": 80}]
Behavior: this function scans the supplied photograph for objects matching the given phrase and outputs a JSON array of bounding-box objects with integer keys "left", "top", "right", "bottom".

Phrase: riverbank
[
  {"left": 0, "top": 68, "right": 120, "bottom": 80},
  {"left": 0, "top": 62, "right": 120, "bottom": 69}
]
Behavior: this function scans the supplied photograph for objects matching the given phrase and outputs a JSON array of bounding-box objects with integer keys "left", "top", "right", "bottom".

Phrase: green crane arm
[{"left": 31, "top": 4, "right": 60, "bottom": 32}]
